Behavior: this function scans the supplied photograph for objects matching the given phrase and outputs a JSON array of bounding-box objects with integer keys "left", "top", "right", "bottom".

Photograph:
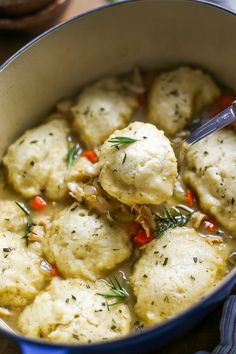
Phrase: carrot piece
[
  {"left": 50, "top": 265, "right": 60, "bottom": 277},
  {"left": 203, "top": 218, "right": 218, "bottom": 233},
  {"left": 185, "top": 189, "right": 195, "bottom": 208},
  {"left": 133, "top": 229, "right": 155, "bottom": 246},
  {"left": 31, "top": 195, "right": 47, "bottom": 211},
  {"left": 210, "top": 94, "right": 236, "bottom": 117},
  {"left": 128, "top": 221, "right": 141, "bottom": 236},
  {"left": 80, "top": 150, "right": 98, "bottom": 163}
]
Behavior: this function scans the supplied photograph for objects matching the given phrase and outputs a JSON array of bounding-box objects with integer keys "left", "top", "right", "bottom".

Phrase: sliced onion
[
  {"left": 40, "top": 259, "right": 52, "bottom": 274},
  {"left": 0, "top": 307, "right": 12, "bottom": 317}
]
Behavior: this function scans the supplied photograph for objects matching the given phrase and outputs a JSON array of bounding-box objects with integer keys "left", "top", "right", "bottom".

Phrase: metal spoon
[{"left": 178, "top": 100, "right": 236, "bottom": 164}]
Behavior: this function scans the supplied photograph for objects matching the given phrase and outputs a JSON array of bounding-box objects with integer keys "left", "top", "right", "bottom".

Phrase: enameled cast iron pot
[{"left": 0, "top": 1, "right": 235, "bottom": 353}]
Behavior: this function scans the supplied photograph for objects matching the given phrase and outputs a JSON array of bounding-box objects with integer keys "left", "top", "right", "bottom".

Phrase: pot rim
[
  {"left": 1, "top": 0, "right": 235, "bottom": 72},
  {"left": 0, "top": 0, "right": 235, "bottom": 349}
]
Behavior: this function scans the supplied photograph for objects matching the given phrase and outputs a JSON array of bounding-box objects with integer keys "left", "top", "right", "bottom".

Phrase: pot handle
[{"left": 20, "top": 342, "right": 70, "bottom": 354}]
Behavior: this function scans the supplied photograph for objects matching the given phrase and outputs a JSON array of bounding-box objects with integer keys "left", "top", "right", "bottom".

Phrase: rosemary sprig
[
  {"left": 22, "top": 221, "right": 37, "bottom": 247},
  {"left": 108, "top": 136, "right": 138, "bottom": 149},
  {"left": 15, "top": 201, "right": 36, "bottom": 246},
  {"left": 15, "top": 201, "right": 30, "bottom": 216},
  {"left": 153, "top": 205, "right": 192, "bottom": 239},
  {"left": 67, "top": 140, "right": 80, "bottom": 169},
  {"left": 96, "top": 277, "right": 129, "bottom": 307}
]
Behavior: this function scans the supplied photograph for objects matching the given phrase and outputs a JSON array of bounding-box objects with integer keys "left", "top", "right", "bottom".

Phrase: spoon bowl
[{"left": 178, "top": 100, "right": 236, "bottom": 164}]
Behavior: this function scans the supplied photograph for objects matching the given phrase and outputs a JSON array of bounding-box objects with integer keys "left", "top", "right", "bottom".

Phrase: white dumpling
[
  {"left": 43, "top": 203, "right": 132, "bottom": 280},
  {"left": 98, "top": 122, "right": 177, "bottom": 205},
  {"left": 130, "top": 227, "right": 227, "bottom": 325},
  {"left": 0, "top": 233, "right": 47, "bottom": 308},
  {"left": 3, "top": 118, "right": 70, "bottom": 201},
  {"left": 184, "top": 129, "right": 236, "bottom": 233},
  {"left": 18, "top": 277, "right": 131, "bottom": 343},
  {"left": 0, "top": 200, "right": 28, "bottom": 234},
  {"left": 0, "top": 201, "right": 46, "bottom": 307},
  {"left": 148, "top": 66, "right": 220, "bottom": 135},
  {"left": 71, "top": 77, "right": 138, "bottom": 148}
]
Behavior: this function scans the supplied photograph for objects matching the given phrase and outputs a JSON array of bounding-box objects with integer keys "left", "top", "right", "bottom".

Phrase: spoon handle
[{"left": 186, "top": 100, "right": 236, "bottom": 146}]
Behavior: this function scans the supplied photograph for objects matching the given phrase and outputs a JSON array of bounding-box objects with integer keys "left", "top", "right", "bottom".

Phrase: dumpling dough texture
[
  {"left": 18, "top": 277, "right": 131, "bottom": 343},
  {"left": 98, "top": 122, "right": 177, "bottom": 205},
  {"left": 3, "top": 119, "right": 70, "bottom": 201},
  {"left": 0, "top": 200, "right": 27, "bottom": 234},
  {"left": 148, "top": 66, "right": 220, "bottom": 135},
  {"left": 0, "top": 201, "right": 46, "bottom": 307},
  {"left": 130, "top": 227, "right": 227, "bottom": 325},
  {"left": 71, "top": 77, "right": 138, "bottom": 148},
  {"left": 43, "top": 204, "right": 132, "bottom": 280},
  {"left": 184, "top": 129, "right": 236, "bottom": 233}
]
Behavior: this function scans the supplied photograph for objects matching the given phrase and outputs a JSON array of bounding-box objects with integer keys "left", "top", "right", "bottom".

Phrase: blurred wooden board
[
  {"left": 0, "top": 0, "right": 104, "bottom": 64},
  {"left": 0, "top": 1, "right": 234, "bottom": 353}
]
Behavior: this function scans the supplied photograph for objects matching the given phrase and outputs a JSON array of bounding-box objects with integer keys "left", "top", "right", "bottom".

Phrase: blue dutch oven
[{"left": 0, "top": 1, "right": 235, "bottom": 353}]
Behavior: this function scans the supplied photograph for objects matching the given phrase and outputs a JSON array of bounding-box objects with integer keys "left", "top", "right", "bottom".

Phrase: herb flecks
[
  {"left": 3, "top": 248, "right": 12, "bottom": 253},
  {"left": 15, "top": 201, "right": 36, "bottom": 246},
  {"left": 96, "top": 277, "right": 129, "bottom": 307},
  {"left": 153, "top": 205, "right": 192, "bottom": 239},
  {"left": 163, "top": 257, "right": 168, "bottom": 266},
  {"left": 122, "top": 153, "right": 127, "bottom": 164},
  {"left": 67, "top": 139, "right": 80, "bottom": 169},
  {"left": 108, "top": 136, "right": 138, "bottom": 150},
  {"left": 22, "top": 221, "right": 36, "bottom": 246}
]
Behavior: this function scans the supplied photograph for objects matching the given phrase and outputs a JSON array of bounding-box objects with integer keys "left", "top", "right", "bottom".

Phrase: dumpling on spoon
[{"left": 98, "top": 122, "right": 177, "bottom": 205}]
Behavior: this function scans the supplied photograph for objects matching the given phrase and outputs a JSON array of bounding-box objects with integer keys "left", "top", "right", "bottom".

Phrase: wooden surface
[{"left": 0, "top": 1, "right": 232, "bottom": 353}]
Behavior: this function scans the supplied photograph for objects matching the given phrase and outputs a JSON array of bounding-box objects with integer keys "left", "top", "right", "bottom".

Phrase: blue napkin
[{"left": 195, "top": 296, "right": 236, "bottom": 354}]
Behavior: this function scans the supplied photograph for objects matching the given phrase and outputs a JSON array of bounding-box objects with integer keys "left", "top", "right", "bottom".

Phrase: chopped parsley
[
  {"left": 164, "top": 295, "right": 169, "bottom": 303},
  {"left": 70, "top": 205, "right": 78, "bottom": 212},
  {"left": 163, "top": 257, "right": 168, "bottom": 266},
  {"left": 122, "top": 153, "right": 127, "bottom": 164},
  {"left": 3, "top": 248, "right": 12, "bottom": 253},
  {"left": 72, "top": 334, "right": 80, "bottom": 341}
]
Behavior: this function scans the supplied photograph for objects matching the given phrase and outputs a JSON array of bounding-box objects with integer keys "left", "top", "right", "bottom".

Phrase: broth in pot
[{"left": 0, "top": 66, "right": 235, "bottom": 343}]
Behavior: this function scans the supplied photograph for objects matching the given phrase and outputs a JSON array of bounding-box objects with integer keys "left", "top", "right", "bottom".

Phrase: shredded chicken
[
  {"left": 69, "top": 156, "right": 98, "bottom": 182},
  {"left": 132, "top": 205, "right": 156, "bottom": 236},
  {"left": 189, "top": 211, "right": 207, "bottom": 229},
  {"left": 68, "top": 176, "right": 132, "bottom": 223},
  {"left": 29, "top": 224, "right": 45, "bottom": 242},
  {"left": 205, "top": 235, "right": 223, "bottom": 244},
  {"left": 123, "top": 67, "right": 145, "bottom": 94}
]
